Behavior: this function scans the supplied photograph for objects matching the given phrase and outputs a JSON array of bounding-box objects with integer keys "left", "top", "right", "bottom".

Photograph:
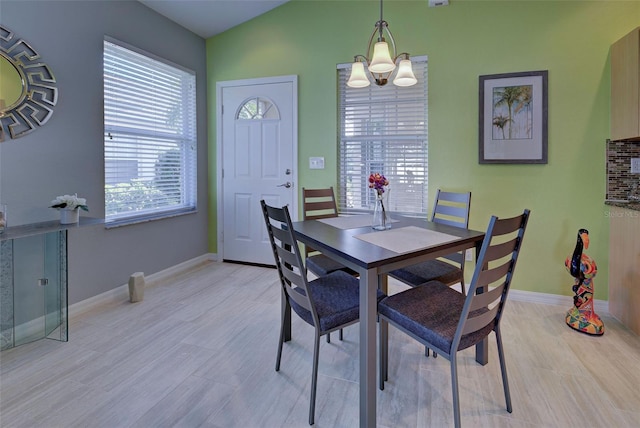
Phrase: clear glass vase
[{"left": 372, "top": 190, "right": 391, "bottom": 230}]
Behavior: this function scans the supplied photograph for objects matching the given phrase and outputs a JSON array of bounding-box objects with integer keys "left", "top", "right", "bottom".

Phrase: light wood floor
[{"left": 1, "top": 261, "right": 639, "bottom": 428}]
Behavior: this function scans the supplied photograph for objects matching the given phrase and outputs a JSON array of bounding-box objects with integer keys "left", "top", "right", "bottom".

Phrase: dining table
[{"left": 291, "top": 214, "right": 486, "bottom": 428}]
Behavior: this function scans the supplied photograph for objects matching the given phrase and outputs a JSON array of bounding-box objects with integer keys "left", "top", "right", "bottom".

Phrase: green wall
[{"left": 207, "top": 0, "right": 640, "bottom": 300}]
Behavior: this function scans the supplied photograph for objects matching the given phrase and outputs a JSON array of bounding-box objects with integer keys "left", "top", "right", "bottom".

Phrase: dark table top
[{"left": 293, "top": 215, "right": 485, "bottom": 271}]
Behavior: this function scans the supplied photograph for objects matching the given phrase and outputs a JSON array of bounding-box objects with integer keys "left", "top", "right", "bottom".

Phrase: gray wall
[{"left": 0, "top": 1, "right": 209, "bottom": 304}]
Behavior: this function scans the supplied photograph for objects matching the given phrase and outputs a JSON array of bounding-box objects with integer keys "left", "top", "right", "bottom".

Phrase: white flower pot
[{"left": 60, "top": 209, "right": 79, "bottom": 224}]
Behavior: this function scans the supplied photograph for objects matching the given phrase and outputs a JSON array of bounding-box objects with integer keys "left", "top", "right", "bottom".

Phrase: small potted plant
[{"left": 50, "top": 194, "right": 88, "bottom": 224}]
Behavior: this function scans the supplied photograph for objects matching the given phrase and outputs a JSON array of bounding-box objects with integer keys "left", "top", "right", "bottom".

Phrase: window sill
[{"left": 105, "top": 208, "right": 197, "bottom": 229}]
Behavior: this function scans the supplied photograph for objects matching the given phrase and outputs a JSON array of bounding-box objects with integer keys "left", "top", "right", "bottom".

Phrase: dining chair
[
  {"left": 303, "top": 187, "right": 359, "bottom": 343},
  {"left": 302, "top": 187, "right": 358, "bottom": 278},
  {"left": 260, "top": 200, "right": 384, "bottom": 425},
  {"left": 388, "top": 189, "right": 471, "bottom": 357},
  {"left": 378, "top": 209, "right": 530, "bottom": 428},
  {"left": 389, "top": 189, "right": 472, "bottom": 294}
]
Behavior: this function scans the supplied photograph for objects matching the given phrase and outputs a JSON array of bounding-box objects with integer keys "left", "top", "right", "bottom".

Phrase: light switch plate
[
  {"left": 429, "top": 0, "right": 449, "bottom": 7},
  {"left": 631, "top": 158, "right": 640, "bottom": 174},
  {"left": 309, "top": 157, "right": 325, "bottom": 169}
]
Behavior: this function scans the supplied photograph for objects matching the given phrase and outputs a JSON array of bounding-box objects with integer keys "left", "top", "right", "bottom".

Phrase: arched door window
[{"left": 237, "top": 97, "right": 280, "bottom": 120}]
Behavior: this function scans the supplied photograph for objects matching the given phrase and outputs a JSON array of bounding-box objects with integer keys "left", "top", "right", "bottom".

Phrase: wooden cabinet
[
  {"left": 608, "top": 206, "right": 640, "bottom": 335},
  {"left": 611, "top": 27, "right": 640, "bottom": 141}
]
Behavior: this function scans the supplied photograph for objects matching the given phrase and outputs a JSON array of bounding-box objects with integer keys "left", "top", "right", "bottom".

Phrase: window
[
  {"left": 103, "top": 38, "right": 197, "bottom": 224},
  {"left": 237, "top": 97, "right": 279, "bottom": 120},
  {"left": 337, "top": 57, "right": 428, "bottom": 216}
]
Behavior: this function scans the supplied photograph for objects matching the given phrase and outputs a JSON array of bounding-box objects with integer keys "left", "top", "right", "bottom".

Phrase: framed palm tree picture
[{"left": 479, "top": 70, "right": 548, "bottom": 164}]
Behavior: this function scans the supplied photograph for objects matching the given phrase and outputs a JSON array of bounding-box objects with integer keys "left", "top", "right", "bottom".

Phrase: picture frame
[{"left": 479, "top": 70, "right": 548, "bottom": 164}]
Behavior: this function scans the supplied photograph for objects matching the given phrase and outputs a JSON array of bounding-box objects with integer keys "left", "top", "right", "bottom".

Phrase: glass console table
[{"left": 0, "top": 217, "right": 102, "bottom": 351}]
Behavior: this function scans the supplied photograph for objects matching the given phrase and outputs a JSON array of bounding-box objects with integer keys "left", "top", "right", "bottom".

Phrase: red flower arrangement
[{"left": 368, "top": 173, "right": 389, "bottom": 195}]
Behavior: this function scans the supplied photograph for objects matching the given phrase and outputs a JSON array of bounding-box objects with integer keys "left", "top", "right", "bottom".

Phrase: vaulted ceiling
[{"left": 138, "top": 0, "right": 290, "bottom": 39}]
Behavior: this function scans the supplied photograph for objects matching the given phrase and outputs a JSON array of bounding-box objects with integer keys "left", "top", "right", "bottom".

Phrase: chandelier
[{"left": 347, "top": 0, "right": 417, "bottom": 88}]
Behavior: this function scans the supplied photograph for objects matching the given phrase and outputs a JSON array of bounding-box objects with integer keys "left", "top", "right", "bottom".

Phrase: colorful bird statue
[{"left": 564, "top": 229, "right": 604, "bottom": 335}]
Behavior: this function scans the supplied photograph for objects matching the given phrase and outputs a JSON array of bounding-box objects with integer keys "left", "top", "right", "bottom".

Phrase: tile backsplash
[{"left": 607, "top": 140, "right": 640, "bottom": 200}]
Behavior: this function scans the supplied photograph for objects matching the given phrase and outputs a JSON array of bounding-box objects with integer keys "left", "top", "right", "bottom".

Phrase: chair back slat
[
  {"left": 436, "top": 190, "right": 472, "bottom": 204},
  {"left": 433, "top": 217, "right": 466, "bottom": 229},
  {"left": 261, "top": 200, "right": 321, "bottom": 327},
  {"left": 272, "top": 226, "right": 294, "bottom": 247},
  {"left": 485, "top": 237, "right": 520, "bottom": 261},
  {"left": 476, "top": 259, "right": 512, "bottom": 288},
  {"left": 306, "top": 200, "right": 337, "bottom": 213},
  {"left": 433, "top": 204, "right": 468, "bottom": 223},
  {"left": 281, "top": 270, "right": 312, "bottom": 310},
  {"left": 429, "top": 189, "right": 472, "bottom": 276},
  {"left": 462, "top": 305, "right": 500, "bottom": 335},
  {"left": 492, "top": 214, "right": 527, "bottom": 235},
  {"left": 303, "top": 187, "right": 339, "bottom": 220},
  {"left": 276, "top": 244, "right": 298, "bottom": 268},
  {"left": 303, "top": 187, "right": 339, "bottom": 256},
  {"left": 430, "top": 189, "right": 471, "bottom": 227},
  {"left": 469, "top": 281, "right": 506, "bottom": 311},
  {"left": 452, "top": 209, "right": 530, "bottom": 350}
]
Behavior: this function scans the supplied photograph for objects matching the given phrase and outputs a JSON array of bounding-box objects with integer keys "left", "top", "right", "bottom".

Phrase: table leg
[
  {"left": 474, "top": 239, "right": 488, "bottom": 365},
  {"left": 359, "top": 268, "right": 377, "bottom": 428},
  {"left": 378, "top": 274, "right": 388, "bottom": 382}
]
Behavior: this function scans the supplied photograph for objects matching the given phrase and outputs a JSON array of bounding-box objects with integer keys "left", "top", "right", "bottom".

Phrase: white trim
[
  {"left": 69, "top": 253, "right": 216, "bottom": 318},
  {"left": 70, "top": 261, "right": 609, "bottom": 322},
  {"left": 215, "top": 75, "right": 298, "bottom": 262},
  {"left": 508, "top": 289, "right": 609, "bottom": 314}
]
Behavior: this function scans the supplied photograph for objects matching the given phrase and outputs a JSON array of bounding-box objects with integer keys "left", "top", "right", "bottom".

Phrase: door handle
[{"left": 277, "top": 182, "right": 292, "bottom": 188}]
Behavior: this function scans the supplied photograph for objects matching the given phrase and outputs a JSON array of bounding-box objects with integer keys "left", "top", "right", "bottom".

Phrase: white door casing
[{"left": 217, "top": 76, "right": 298, "bottom": 265}]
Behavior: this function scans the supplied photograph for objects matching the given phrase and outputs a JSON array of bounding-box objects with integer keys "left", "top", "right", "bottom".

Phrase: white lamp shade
[
  {"left": 368, "top": 42, "right": 396, "bottom": 74},
  {"left": 393, "top": 59, "right": 417, "bottom": 87},
  {"left": 347, "top": 62, "right": 371, "bottom": 88}
]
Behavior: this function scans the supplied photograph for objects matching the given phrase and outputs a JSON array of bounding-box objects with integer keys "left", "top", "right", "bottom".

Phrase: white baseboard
[
  {"left": 69, "top": 253, "right": 217, "bottom": 318},
  {"left": 69, "top": 254, "right": 608, "bottom": 319},
  {"left": 509, "top": 289, "right": 609, "bottom": 314}
]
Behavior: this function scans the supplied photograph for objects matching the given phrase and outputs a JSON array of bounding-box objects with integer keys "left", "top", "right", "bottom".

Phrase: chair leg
[
  {"left": 309, "top": 332, "right": 321, "bottom": 425},
  {"left": 378, "top": 319, "right": 388, "bottom": 389},
  {"left": 495, "top": 327, "right": 513, "bottom": 413},
  {"left": 326, "top": 329, "right": 344, "bottom": 343},
  {"left": 276, "top": 317, "right": 285, "bottom": 372},
  {"left": 460, "top": 278, "right": 466, "bottom": 295},
  {"left": 450, "top": 355, "right": 461, "bottom": 428}
]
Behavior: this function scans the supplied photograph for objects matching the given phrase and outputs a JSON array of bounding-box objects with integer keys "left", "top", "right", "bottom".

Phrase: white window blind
[
  {"left": 337, "top": 57, "right": 428, "bottom": 216},
  {"left": 104, "top": 39, "right": 197, "bottom": 224}
]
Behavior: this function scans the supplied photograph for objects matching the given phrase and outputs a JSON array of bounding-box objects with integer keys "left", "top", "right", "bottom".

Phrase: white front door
[{"left": 217, "top": 76, "right": 297, "bottom": 265}]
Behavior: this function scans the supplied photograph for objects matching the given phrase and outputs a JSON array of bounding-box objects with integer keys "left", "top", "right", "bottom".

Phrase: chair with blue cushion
[
  {"left": 389, "top": 189, "right": 472, "bottom": 294},
  {"left": 378, "top": 209, "right": 530, "bottom": 428},
  {"left": 260, "top": 200, "right": 384, "bottom": 426},
  {"left": 389, "top": 189, "right": 471, "bottom": 358}
]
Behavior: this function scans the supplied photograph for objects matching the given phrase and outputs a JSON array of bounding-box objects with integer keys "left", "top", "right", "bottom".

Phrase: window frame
[
  {"left": 103, "top": 37, "right": 197, "bottom": 226},
  {"left": 337, "top": 56, "right": 428, "bottom": 217}
]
